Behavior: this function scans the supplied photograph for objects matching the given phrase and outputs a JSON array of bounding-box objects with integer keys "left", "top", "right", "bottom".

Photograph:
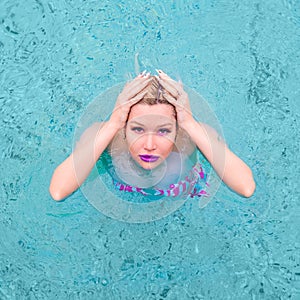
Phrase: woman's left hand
[{"left": 156, "top": 70, "right": 195, "bottom": 130}]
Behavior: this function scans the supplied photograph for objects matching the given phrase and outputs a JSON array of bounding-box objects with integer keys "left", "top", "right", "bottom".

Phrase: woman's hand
[
  {"left": 108, "top": 72, "right": 151, "bottom": 130},
  {"left": 155, "top": 70, "right": 195, "bottom": 130}
]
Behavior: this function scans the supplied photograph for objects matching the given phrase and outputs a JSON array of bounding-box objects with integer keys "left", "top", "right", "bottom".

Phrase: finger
[
  {"left": 125, "top": 71, "right": 150, "bottom": 89},
  {"left": 119, "top": 91, "right": 147, "bottom": 113},
  {"left": 115, "top": 89, "right": 147, "bottom": 112},
  {"left": 157, "top": 77, "right": 182, "bottom": 98},
  {"left": 156, "top": 70, "right": 180, "bottom": 88},
  {"left": 128, "top": 76, "right": 149, "bottom": 90},
  {"left": 163, "top": 89, "right": 187, "bottom": 105},
  {"left": 137, "top": 70, "right": 147, "bottom": 78},
  {"left": 162, "top": 92, "right": 177, "bottom": 105},
  {"left": 163, "top": 93, "right": 189, "bottom": 117},
  {"left": 158, "top": 73, "right": 181, "bottom": 88},
  {"left": 156, "top": 71, "right": 184, "bottom": 92},
  {"left": 129, "top": 77, "right": 151, "bottom": 96},
  {"left": 128, "top": 90, "right": 147, "bottom": 104},
  {"left": 156, "top": 69, "right": 172, "bottom": 80},
  {"left": 128, "top": 74, "right": 150, "bottom": 89},
  {"left": 155, "top": 72, "right": 180, "bottom": 87},
  {"left": 163, "top": 92, "right": 182, "bottom": 107},
  {"left": 122, "top": 77, "right": 151, "bottom": 100}
]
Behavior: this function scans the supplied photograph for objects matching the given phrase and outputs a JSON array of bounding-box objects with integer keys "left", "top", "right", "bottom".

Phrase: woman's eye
[
  {"left": 132, "top": 127, "right": 144, "bottom": 133},
  {"left": 158, "top": 128, "right": 171, "bottom": 135}
]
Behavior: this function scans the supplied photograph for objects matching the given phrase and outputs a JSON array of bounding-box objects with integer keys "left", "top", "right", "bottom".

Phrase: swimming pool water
[{"left": 1, "top": 0, "right": 299, "bottom": 299}]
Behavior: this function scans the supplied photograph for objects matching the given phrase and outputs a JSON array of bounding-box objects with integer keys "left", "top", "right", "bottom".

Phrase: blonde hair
[
  {"left": 125, "top": 76, "right": 178, "bottom": 134},
  {"left": 138, "top": 76, "right": 169, "bottom": 105}
]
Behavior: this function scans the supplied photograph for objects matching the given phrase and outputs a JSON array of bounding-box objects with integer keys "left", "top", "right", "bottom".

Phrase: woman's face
[{"left": 125, "top": 103, "right": 177, "bottom": 170}]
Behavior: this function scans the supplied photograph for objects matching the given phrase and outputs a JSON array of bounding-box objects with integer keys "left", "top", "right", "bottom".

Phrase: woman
[{"left": 49, "top": 70, "right": 256, "bottom": 201}]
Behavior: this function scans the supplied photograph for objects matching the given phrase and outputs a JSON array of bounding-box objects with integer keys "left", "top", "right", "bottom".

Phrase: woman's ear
[{"left": 122, "top": 126, "right": 127, "bottom": 140}]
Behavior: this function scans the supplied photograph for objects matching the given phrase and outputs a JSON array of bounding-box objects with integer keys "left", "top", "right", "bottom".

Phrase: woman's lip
[{"left": 139, "top": 155, "right": 159, "bottom": 162}]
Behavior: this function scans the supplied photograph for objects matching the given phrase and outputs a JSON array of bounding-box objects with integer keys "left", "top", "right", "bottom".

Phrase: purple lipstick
[{"left": 139, "top": 155, "right": 159, "bottom": 163}]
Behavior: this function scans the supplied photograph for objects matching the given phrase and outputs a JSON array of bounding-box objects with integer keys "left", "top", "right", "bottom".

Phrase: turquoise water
[{"left": 1, "top": 0, "right": 299, "bottom": 299}]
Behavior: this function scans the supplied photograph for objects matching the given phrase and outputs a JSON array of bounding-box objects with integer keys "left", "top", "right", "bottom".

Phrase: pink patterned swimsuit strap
[{"left": 112, "top": 162, "right": 209, "bottom": 198}]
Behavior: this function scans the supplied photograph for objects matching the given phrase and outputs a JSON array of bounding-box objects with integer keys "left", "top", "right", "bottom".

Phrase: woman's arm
[
  {"left": 49, "top": 72, "right": 151, "bottom": 201},
  {"left": 49, "top": 122, "right": 119, "bottom": 201},
  {"left": 156, "top": 69, "right": 256, "bottom": 197},
  {"left": 183, "top": 120, "right": 256, "bottom": 197}
]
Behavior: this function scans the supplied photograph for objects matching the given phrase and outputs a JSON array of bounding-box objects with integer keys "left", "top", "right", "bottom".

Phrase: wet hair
[
  {"left": 124, "top": 76, "right": 178, "bottom": 138},
  {"left": 139, "top": 76, "right": 169, "bottom": 104},
  {"left": 131, "top": 76, "right": 177, "bottom": 118}
]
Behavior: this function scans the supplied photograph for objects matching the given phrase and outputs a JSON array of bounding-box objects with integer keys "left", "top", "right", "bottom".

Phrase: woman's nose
[{"left": 144, "top": 133, "right": 157, "bottom": 151}]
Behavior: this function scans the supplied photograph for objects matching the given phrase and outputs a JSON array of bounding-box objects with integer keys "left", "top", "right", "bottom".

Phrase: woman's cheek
[{"left": 126, "top": 132, "right": 141, "bottom": 149}]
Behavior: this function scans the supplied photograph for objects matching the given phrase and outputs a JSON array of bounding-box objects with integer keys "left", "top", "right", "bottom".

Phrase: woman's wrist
[
  {"left": 180, "top": 120, "right": 210, "bottom": 148},
  {"left": 106, "top": 118, "right": 124, "bottom": 132},
  {"left": 92, "top": 121, "right": 120, "bottom": 160},
  {"left": 180, "top": 117, "right": 199, "bottom": 133}
]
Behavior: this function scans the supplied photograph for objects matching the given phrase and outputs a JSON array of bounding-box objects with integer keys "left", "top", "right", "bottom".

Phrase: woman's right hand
[{"left": 108, "top": 72, "right": 151, "bottom": 130}]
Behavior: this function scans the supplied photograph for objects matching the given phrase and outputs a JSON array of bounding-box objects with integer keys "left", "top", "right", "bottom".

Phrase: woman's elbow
[
  {"left": 242, "top": 178, "right": 256, "bottom": 198},
  {"left": 49, "top": 185, "right": 66, "bottom": 201}
]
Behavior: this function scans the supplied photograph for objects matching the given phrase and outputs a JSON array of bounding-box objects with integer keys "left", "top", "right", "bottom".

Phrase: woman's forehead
[{"left": 128, "top": 103, "right": 175, "bottom": 120}]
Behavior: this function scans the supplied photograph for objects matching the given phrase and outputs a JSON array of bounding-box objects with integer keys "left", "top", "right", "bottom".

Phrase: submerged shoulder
[
  {"left": 175, "top": 127, "right": 197, "bottom": 155},
  {"left": 107, "top": 126, "right": 127, "bottom": 154},
  {"left": 75, "top": 122, "right": 104, "bottom": 148},
  {"left": 82, "top": 121, "right": 104, "bottom": 134},
  {"left": 86, "top": 122, "right": 126, "bottom": 154}
]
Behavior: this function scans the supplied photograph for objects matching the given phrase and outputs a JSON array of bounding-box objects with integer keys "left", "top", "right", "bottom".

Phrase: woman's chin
[
  {"left": 139, "top": 161, "right": 159, "bottom": 170},
  {"left": 136, "top": 158, "right": 164, "bottom": 170}
]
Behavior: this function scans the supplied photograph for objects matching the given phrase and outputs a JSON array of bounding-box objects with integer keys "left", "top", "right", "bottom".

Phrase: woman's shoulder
[
  {"left": 83, "top": 121, "right": 104, "bottom": 135},
  {"left": 76, "top": 122, "right": 104, "bottom": 148},
  {"left": 174, "top": 127, "right": 197, "bottom": 155},
  {"left": 105, "top": 125, "right": 127, "bottom": 154},
  {"left": 83, "top": 122, "right": 126, "bottom": 154}
]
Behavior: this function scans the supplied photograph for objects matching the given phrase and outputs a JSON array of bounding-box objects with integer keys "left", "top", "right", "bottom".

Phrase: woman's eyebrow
[
  {"left": 155, "top": 123, "right": 173, "bottom": 128},
  {"left": 129, "top": 121, "right": 144, "bottom": 126},
  {"left": 129, "top": 121, "right": 173, "bottom": 128}
]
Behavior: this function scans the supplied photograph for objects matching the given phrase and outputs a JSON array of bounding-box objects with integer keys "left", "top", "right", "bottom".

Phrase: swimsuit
[
  {"left": 97, "top": 150, "right": 209, "bottom": 199},
  {"left": 112, "top": 162, "right": 209, "bottom": 199}
]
